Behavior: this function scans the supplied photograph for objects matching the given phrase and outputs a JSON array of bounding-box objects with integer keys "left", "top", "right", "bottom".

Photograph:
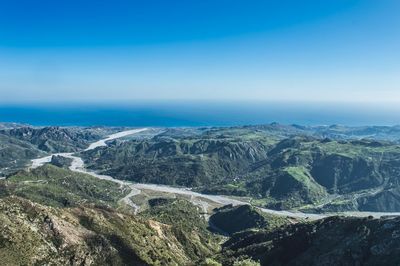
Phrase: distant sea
[{"left": 0, "top": 101, "right": 399, "bottom": 127}]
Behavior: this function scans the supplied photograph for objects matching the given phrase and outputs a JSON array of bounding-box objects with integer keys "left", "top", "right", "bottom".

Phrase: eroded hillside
[{"left": 81, "top": 126, "right": 400, "bottom": 212}]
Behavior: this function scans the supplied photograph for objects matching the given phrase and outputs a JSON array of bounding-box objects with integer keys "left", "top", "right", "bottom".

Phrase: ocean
[{"left": 0, "top": 101, "right": 399, "bottom": 127}]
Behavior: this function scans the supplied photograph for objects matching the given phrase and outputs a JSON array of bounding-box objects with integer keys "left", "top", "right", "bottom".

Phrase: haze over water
[
  {"left": 1, "top": 1, "right": 400, "bottom": 109},
  {"left": 1, "top": 101, "right": 399, "bottom": 127},
  {"left": 1, "top": 2, "right": 399, "bottom": 127}
]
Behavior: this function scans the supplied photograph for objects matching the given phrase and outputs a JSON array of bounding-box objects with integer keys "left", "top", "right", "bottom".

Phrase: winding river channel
[{"left": 31, "top": 128, "right": 400, "bottom": 220}]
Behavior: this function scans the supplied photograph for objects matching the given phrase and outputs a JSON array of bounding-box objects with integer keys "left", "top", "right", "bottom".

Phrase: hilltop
[
  {"left": 1, "top": 164, "right": 400, "bottom": 265},
  {"left": 81, "top": 125, "right": 400, "bottom": 212},
  {"left": 0, "top": 165, "right": 221, "bottom": 265}
]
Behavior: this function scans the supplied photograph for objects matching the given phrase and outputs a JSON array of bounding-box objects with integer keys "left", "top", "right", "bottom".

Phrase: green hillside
[
  {"left": 218, "top": 216, "right": 400, "bottom": 266},
  {"left": 209, "top": 204, "right": 293, "bottom": 235},
  {"left": 0, "top": 165, "right": 220, "bottom": 265},
  {"left": 81, "top": 126, "right": 400, "bottom": 212},
  {"left": 2, "top": 165, "right": 129, "bottom": 208},
  {"left": 1, "top": 162, "right": 400, "bottom": 265}
]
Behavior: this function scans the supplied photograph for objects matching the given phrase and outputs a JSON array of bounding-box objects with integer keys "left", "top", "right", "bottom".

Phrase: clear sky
[{"left": 0, "top": 0, "right": 399, "bottom": 103}]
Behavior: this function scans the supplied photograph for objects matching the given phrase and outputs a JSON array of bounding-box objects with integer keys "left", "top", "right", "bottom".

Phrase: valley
[
  {"left": 78, "top": 125, "right": 400, "bottom": 213},
  {"left": 2, "top": 123, "right": 400, "bottom": 265},
  {"left": 29, "top": 128, "right": 323, "bottom": 219},
  {"left": 3, "top": 2, "right": 400, "bottom": 264},
  {"left": 26, "top": 127, "right": 400, "bottom": 219}
]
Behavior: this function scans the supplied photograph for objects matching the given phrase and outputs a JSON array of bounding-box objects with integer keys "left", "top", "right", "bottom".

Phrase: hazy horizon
[
  {"left": 1, "top": 0, "right": 399, "bottom": 104},
  {"left": 1, "top": 101, "right": 400, "bottom": 127},
  {"left": 2, "top": 2, "right": 400, "bottom": 264}
]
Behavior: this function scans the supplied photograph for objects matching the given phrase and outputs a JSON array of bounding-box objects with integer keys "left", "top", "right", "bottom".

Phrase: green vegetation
[
  {"left": 209, "top": 204, "right": 293, "bottom": 235},
  {"left": 141, "top": 198, "right": 209, "bottom": 233},
  {"left": 0, "top": 125, "right": 119, "bottom": 175},
  {"left": 0, "top": 196, "right": 218, "bottom": 265},
  {"left": 82, "top": 125, "right": 400, "bottom": 212},
  {"left": 3, "top": 123, "right": 400, "bottom": 212},
  {"left": 2, "top": 165, "right": 129, "bottom": 208},
  {"left": 0, "top": 126, "right": 109, "bottom": 153},
  {"left": 0, "top": 133, "right": 45, "bottom": 175},
  {"left": 0, "top": 151, "right": 400, "bottom": 265},
  {"left": 82, "top": 133, "right": 273, "bottom": 187},
  {"left": 49, "top": 155, "right": 74, "bottom": 168},
  {"left": 0, "top": 165, "right": 220, "bottom": 265},
  {"left": 218, "top": 216, "right": 400, "bottom": 266},
  {"left": 283, "top": 166, "right": 327, "bottom": 201},
  {"left": 3, "top": 124, "right": 400, "bottom": 265},
  {"left": 140, "top": 198, "right": 220, "bottom": 262},
  {"left": 200, "top": 258, "right": 223, "bottom": 266},
  {"left": 233, "top": 259, "right": 260, "bottom": 266}
]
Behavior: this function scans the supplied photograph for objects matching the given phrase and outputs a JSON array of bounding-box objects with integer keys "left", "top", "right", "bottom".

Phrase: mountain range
[{"left": 1, "top": 123, "right": 400, "bottom": 265}]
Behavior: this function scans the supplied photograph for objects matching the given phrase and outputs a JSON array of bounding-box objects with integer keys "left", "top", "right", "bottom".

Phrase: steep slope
[
  {"left": 82, "top": 127, "right": 400, "bottom": 212},
  {"left": 1, "top": 124, "right": 400, "bottom": 265},
  {"left": 0, "top": 126, "right": 122, "bottom": 175},
  {"left": 0, "top": 133, "right": 45, "bottom": 175},
  {"left": 219, "top": 216, "right": 400, "bottom": 266},
  {"left": 2, "top": 165, "right": 129, "bottom": 208},
  {"left": 251, "top": 137, "right": 400, "bottom": 211},
  {"left": 0, "top": 165, "right": 222, "bottom": 265},
  {"left": 0, "top": 126, "right": 110, "bottom": 153},
  {"left": 49, "top": 155, "right": 74, "bottom": 168},
  {"left": 82, "top": 134, "right": 272, "bottom": 186},
  {"left": 140, "top": 198, "right": 220, "bottom": 261},
  {"left": 0, "top": 196, "right": 217, "bottom": 266},
  {"left": 209, "top": 204, "right": 293, "bottom": 235}
]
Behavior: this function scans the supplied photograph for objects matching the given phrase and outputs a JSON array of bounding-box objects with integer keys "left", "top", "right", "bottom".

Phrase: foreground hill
[
  {"left": 0, "top": 165, "right": 220, "bottom": 265},
  {"left": 219, "top": 215, "right": 400, "bottom": 266},
  {"left": 0, "top": 196, "right": 219, "bottom": 265},
  {"left": 2, "top": 165, "right": 129, "bottom": 208},
  {"left": 1, "top": 164, "right": 400, "bottom": 265},
  {"left": 81, "top": 126, "right": 400, "bottom": 212}
]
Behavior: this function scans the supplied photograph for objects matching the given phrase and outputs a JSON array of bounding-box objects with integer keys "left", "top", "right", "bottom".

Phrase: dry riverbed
[{"left": 30, "top": 128, "right": 400, "bottom": 220}]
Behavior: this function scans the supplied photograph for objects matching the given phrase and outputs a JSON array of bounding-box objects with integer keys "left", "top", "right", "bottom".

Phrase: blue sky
[{"left": 0, "top": 0, "right": 399, "bottom": 103}]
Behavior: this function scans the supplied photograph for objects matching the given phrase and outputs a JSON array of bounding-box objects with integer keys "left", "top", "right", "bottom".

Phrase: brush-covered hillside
[
  {"left": 0, "top": 133, "right": 46, "bottom": 175},
  {"left": 0, "top": 165, "right": 221, "bottom": 265},
  {"left": 218, "top": 215, "right": 400, "bottom": 266},
  {"left": 0, "top": 126, "right": 116, "bottom": 153},
  {"left": 1, "top": 164, "right": 400, "bottom": 265},
  {"left": 81, "top": 125, "right": 400, "bottom": 212},
  {"left": 209, "top": 204, "right": 296, "bottom": 235},
  {"left": 0, "top": 125, "right": 120, "bottom": 175}
]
